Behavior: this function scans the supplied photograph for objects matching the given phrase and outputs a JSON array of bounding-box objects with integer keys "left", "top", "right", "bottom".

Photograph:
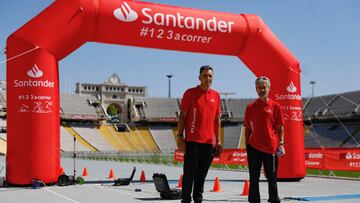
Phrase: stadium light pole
[
  {"left": 310, "top": 81, "right": 316, "bottom": 97},
  {"left": 166, "top": 75, "right": 173, "bottom": 98}
]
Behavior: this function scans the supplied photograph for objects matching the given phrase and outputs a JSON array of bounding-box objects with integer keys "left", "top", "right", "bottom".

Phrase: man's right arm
[
  {"left": 244, "top": 126, "right": 251, "bottom": 145},
  {"left": 244, "top": 106, "right": 251, "bottom": 145},
  {"left": 177, "top": 89, "right": 190, "bottom": 152},
  {"left": 177, "top": 110, "right": 187, "bottom": 152},
  {"left": 177, "top": 110, "right": 187, "bottom": 136}
]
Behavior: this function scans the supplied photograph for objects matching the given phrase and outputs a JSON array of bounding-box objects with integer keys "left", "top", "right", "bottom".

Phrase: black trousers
[
  {"left": 182, "top": 142, "right": 213, "bottom": 203},
  {"left": 246, "top": 144, "right": 280, "bottom": 203}
]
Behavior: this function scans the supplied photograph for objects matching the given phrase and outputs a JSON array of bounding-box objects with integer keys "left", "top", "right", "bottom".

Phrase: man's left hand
[
  {"left": 213, "top": 144, "right": 223, "bottom": 157},
  {"left": 277, "top": 145, "right": 286, "bottom": 157}
]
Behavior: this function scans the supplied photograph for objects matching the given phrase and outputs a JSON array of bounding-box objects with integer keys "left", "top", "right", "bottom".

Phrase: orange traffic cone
[
  {"left": 82, "top": 167, "right": 88, "bottom": 177},
  {"left": 108, "top": 168, "right": 115, "bottom": 179},
  {"left": 59, "top": 167, "right": 64, "bottom": 175},
  {"left": 140, "top": 170, "right": 146, "bottom": 182},
  {"left": 211, "top": 177, "right": 222, "bottom": 192},
  {"left": 241, "top": 180, "right": 250, "bottom": 196},
  {"left": 177, "top": 174, "right": 183, "bottom": 188}
]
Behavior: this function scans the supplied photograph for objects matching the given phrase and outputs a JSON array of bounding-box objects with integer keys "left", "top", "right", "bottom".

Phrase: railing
[
  {"left": 60, "top": 148, "right": 360, "bottom": 179},
  {"left": 61, "top": 151, "right": 181, "bottom": 166}
]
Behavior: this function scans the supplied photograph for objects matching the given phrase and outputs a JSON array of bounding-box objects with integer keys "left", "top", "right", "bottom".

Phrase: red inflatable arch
[{"left": 6, "top": 0, "right": 305, "bottom": 184}]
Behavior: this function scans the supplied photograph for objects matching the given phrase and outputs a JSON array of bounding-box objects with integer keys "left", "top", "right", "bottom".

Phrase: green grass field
[{"left": 74, "top": 153, "right": 360, "bottom": 179}]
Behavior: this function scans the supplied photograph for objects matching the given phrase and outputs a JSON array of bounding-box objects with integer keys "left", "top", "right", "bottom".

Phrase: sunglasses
[{"left": 256, "top": 76, "right": 269, "bottom": 81}]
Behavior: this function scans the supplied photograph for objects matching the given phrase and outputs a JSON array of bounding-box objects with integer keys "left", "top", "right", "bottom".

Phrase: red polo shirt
[
  {"left": 180, "top": 86, "right": 221, "bottom": 145},
  {"left": 244, "top": 98, "right": 284, "bottom": 154}
]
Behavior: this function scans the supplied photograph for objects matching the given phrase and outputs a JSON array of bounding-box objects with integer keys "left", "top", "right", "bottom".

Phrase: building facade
[{"left": 75, "top": 73, "right": 147, "bottom": 122}]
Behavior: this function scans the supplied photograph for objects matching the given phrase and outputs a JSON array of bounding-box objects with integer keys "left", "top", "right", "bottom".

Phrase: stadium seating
[
  {"left": 63, "top": 125, "right": 98, "bottom": 152},
  {"left": 72, "top": 125, "right": 116, "bottom": 151},
  {"left": 305, "top": 122, "right": 360, "bottom": 147},
  {"left": 134, "top": 98, "right": 179, "bottom": 121},
  {"left": 60, "top": 94, "right": 101, "bottom": 120},
  {"left": 98, "top": 125, "right": 127, "bottom": 151},
  {"left": 99, "top": 125, "right": 135, "bottom": 152},
  {"left": 0, "top": 118, "right": 6, "bottom": 141},
  {"left": 302, "top": 95, "right": 337, "bottom": 118},
  {"left": 1, "top": 90, "right": 360, "bottom": 153},
  {"left": 322, "top": 91, "right": 360, "bottom": 118},
  {"left": 0, "top": 139, "right": 6, "bottom": 155},
  {"left": 149, "top": 125, "right": 177, "bottom": 153},
  {"left": 0, "top": 91, "right": 6, "bottom": 111},
  {"left": 225, "top": 98, "right": 253, "bottom": 121},
  {"left": 60, "top": 126, "right": 91, "bottom": 152},
  {"left": 223, "top": 124, "right": 243, "bottom": 149},
  {"left": 134, "top": 126, "right": 160, "bottom": 152}
]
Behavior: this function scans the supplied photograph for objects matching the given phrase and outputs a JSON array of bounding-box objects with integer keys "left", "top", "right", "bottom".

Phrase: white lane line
[
  {"left": 87, "top": 184, "right": 140, "bottom": 198},
  {"left": 43, "top": 187, "right": 81, "bottom": 203}
]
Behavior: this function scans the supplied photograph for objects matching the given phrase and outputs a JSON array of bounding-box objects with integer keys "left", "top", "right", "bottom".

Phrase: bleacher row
[
  {"left": 0, "top": 90, "right": 360, "bottom": 153},
  {"left": 0, "top": 117, "right": 244, "bottom": 154},
  {"left": 302, "top": 91, "right": 360, "bottom": 119},
  {"left": 1, "top": 91, "right": 359, "bottom": 121},
  {"left": 135, "top": 91, "right": 360, "bottom": 121},
  {"left": 55, "top": 124, "right": 243, "bottom": 153}
]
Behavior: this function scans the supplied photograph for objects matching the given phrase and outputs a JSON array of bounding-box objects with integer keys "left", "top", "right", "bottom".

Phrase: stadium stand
[
  {"left": 127, "top": 126, "right": 155, "bottom": 152},
  {"left": 99, "top": 125, "right": 135, "bottom": 152},
  {"left": 72, "top": 125, "right": 116, "bottom": 151},
  {"left": 1, "top": 88, "right": 360, "bottom": 153},
  {"left": 60, "top": 94, "right": 103, "bottom": 120},
  {"left": 0, "top": 139, "right": 6, "bottom": 155},
  {"left": 98, "top": 125, "right": 127, "bottom": 151},
  {"left": 132, "top": 126, "right": 160, "bottom": 152},
  {"left": 322, "top": 91, "right": 360, "bottom": 118},
  {"left": 304, "top": 124, "right": 321, "bottom": 148},
  {"left": 63, "top": 125, "right": 98, "bottom": 152},
  {"left": 304, "top": 122, "right": 360, "bottom": 147},
  {"left": 223, "top": 124, "right": 243, "bottom": 149},
  {"left": 134, "top": 98, "right": 179, "bottom": 121},
  {"left": 302, "top": 94, "right": 337, "bottom": 118},
  {"left": 149, "top": 125, "right": 177, "bottom": 153},
  {"left": 352, "top": 128, "right": 360, "bottom": 147},
  {"left": 220, "top": 99, "right": 231, "bottom": 119},
  {"left": 225, "top": 98, "right": 253, "bottom": 121},
  {"left": 0, "top": 119, "right": 6, "bottom": 141},
  {"left": 60, "top": 126, "right": 91, "bottom": 152},
  {"left": 0, "top": 91, "right": 6, "bottom": 112},
  {"left": 98, "top": 125, "right": 159, "bottom": 152}
]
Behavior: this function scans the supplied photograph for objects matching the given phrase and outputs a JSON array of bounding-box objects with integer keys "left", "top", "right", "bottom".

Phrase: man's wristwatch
[{"left": 279, "top": 140, "right": 285, "bottom": 146}]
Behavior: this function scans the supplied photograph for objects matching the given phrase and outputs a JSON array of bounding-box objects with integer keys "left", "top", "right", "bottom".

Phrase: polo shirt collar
[
  {"left": 256, "top": 98, "right": 272, "bottom": 106},
  {"left": 196, "top": 85, "right": 212, "bottom": 93}
]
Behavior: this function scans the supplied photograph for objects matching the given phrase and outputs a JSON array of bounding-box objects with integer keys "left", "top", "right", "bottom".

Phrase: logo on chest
[{"left": 265, "top": 108, "right": 272, "bottom": 114}]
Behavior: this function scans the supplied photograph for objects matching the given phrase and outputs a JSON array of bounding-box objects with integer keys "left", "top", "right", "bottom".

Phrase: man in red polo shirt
[
  {"left": 177, "top": 65, "right": 222, "bottom": 203},
  {"left": 244, "top": 76, "right": 285, "bottom": 203}
]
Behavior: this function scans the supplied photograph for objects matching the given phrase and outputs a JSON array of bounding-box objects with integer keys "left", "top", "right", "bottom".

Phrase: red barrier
[
  {"left": 304, "top": 148, "right": 325, "bottom": 170},
  {"left": 176, "top": 148, "right": 360, "bottom": 171},
  {"left": 324, "top": 148, "right": 360, "bottom": 171},
  {"left": 175, "top": 149, "right": 247, "bottom": 165}
]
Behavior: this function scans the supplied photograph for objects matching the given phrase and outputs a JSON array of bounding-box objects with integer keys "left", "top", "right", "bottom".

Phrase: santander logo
[
  {"left": 113, "top": 2, "right": 234, "bottom": 33},
  {"left": 114, "top": 2, "right": 138, "bottom": 22},
  {"left": 286, "top": 81, "right": 297, "bottom": 93},
  {"left": 346, "top": 152, "right": 352, "bottom": 160},
  {"left": 27, "top": 64, "right": 43, "bottom": 78},
  {"left": 275, "top": 81, "right": 301, "bottom": 101}
]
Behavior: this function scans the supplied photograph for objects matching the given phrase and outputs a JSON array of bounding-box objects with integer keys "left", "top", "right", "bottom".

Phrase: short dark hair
[{"left": 199, "top": 65, "right": 213, "bottom": 75}]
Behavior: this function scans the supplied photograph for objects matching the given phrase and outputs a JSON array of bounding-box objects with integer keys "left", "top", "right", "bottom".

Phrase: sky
[{"left": 0, "top": 0, "right": 359, "bottom": 98}]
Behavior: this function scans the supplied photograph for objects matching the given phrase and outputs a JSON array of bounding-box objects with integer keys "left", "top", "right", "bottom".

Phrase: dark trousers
[
  {"left": 182, "top": 142, "right": 213, "bottom": 203},
  {"left": 246, "top": 144, "right": 280, "bottom": 203}
]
